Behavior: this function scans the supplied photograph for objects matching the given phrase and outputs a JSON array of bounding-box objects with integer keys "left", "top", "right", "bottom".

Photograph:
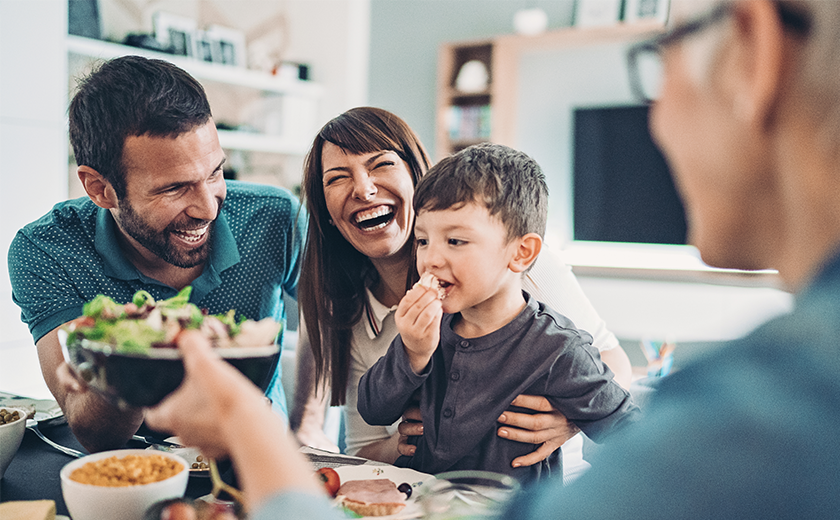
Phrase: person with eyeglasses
[
  {"left": 146, "top": 0, "right": 840, "bottom": 518},
  {"left": 505, "top": 0, "right": 840, "bottom": 517}
]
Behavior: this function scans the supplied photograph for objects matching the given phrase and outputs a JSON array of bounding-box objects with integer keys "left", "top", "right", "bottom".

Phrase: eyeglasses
[
  {"left": 626, "top": 2, "right": 810, "bottom": 104},
  {"left": 626, "top": 3, "right": 732, "bottom": 104}
]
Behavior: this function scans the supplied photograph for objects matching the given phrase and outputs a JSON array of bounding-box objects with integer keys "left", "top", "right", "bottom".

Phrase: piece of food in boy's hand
[
  {"left": 62, "top": 286, "right": 281, "bottom": 353},
  {"left": 335, "top": 479, "right": 407, "bottom": 517},
  {"left": 413, "top": 271, "right": 445, "bottom": 300}
]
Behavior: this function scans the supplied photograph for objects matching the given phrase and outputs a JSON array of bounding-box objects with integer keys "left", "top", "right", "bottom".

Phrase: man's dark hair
[
  {"left": 68, "top": 55, "right": 212, "bottom": 199},
  {"left": 414, "top": 143, "right": 549, "bottom": 241}
]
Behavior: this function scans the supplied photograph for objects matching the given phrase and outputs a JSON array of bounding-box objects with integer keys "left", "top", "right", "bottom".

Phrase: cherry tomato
[{"left": 317, "top": 467, "right": 341, "bottom": 497}]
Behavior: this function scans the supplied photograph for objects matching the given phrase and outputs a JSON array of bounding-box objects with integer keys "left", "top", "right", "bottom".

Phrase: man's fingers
[
  {"left": 508, "top": 394, "right": 553, "bottom": 412},
  {"left": 55, "top": 362, "right": 85, "bottom": 393}
]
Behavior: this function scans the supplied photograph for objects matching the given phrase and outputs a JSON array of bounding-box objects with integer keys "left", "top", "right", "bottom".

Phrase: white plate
[
  {"left": 144, "top": 437, "right": 210, "bottom": 477},
  {"left": 0, "top": 391, "right": 65, "bottom": 426},
  {"left": 333, "top": 465, "right": 433, "bottom": 519}
]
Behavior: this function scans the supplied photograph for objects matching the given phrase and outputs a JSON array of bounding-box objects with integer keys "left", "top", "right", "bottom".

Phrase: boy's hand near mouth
[{"left": 396, "top": 272, "right": 444, "bottom": 374}]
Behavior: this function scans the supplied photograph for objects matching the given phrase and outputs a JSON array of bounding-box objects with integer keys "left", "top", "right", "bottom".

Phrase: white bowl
[
  {"left": 0, "top": 407, "right": 27, "bottom": 479},
  {"left": 60, "top": 448, "right": 189, "bottom": 520}
]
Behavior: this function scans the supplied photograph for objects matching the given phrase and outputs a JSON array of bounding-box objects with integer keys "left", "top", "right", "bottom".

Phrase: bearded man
[{"left": 8, "top": 56, "right": 304, "bottom": 452}]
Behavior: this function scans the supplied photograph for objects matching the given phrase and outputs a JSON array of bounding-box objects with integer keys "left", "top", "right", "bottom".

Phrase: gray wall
[{"left": 368, "top": 0, "right": 575, "bottom": 159}]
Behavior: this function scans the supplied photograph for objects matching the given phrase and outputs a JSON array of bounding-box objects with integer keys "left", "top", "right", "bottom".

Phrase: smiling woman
[{"left": 292, "top": 107, "right": 632, "bottom": 468}]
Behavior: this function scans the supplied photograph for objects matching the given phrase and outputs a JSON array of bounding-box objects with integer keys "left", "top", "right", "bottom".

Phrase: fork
[
  {"left": 209, "top": 458, "right": 246, "bottom": 505},
  {"left": 26, "top": 420, "right": 85, "bottom": 458}
]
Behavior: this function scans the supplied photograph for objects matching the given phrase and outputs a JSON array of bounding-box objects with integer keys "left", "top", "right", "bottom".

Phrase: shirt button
[
  {"left": 443, "top": 408, "right": 454, "bottom": 418},
  {"left": 450, "top": 371, "right": 460, "bottom": 381},
  {"left": 459, "top": 340, "right": 470, "bottom": 348}
]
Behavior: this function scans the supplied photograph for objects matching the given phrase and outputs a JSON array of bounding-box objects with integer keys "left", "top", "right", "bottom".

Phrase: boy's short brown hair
[{"left": 413, "top": 143, "right": 548, "bottom": 242}]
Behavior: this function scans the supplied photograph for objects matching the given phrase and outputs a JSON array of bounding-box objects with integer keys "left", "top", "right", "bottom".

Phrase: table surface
[
  {"left": 1, "top": 424, "right": 389, "bottom": 518},
  {"left": 0, "top": 423, "right": 213, "bottom": 517}
]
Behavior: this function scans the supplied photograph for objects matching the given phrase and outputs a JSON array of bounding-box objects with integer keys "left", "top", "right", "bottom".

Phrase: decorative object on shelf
[
  {"left": 455, "top": 60, "right": 489, "bottom": 93},
  {"left": 153, "top": 11, "right": 197, "bottom": 57},
  {"left": 68, "top": 0, "right": 101, "bottom": 39},
  {"left": 194, "top": 30, "right": 217, "bottom": 63},
  {"left": 275, "top": 61, "right": 310, "bottom": 81},
  {"left": 624, "top": 0, "right": 670, "bottom": 24},
  {"left": 205, "top": 25, "right": 247, "bottom": 67},
  {"left": 574, "top": 0, "right": 623, "bottom": 27},
  {"left": 123, "top": 33, "right": 171, "bottom": 53},
  {"left": 513, "top": 7, "right": 549, "bottom": 36}
]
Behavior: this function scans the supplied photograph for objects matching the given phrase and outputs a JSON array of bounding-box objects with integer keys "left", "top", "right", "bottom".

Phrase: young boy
[{"left": 357, "top": 143, "right": 639, "bottom": 482}]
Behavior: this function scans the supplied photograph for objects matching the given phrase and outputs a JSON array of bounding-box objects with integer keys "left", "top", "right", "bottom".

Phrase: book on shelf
[{"left": 446, "top": 104, "right": 491, "bottom": 142}]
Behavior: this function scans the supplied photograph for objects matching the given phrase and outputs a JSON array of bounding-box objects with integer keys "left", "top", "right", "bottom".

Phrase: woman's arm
[
  {"left": 396, "top": 397, "right": 580, "bottom": 467},
  {"left": 289, "top": 321, "right": 340, "bottom": 452},
  {"left": 354, "top": 433, "right": 401, "bottom": 463},
  {"left": 600, "top": 345, "right": 632, "bottom": 389},
  {"left": 497, "top": 395, "right": 581, "bottom": 468}
]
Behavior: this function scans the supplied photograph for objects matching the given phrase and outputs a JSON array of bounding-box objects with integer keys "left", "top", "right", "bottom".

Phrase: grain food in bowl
[
  {"left": 69, "top": 453, "right": 184, "bottom": 487},
  {"left": 61, "top": 449, "right": 189, "bottom": 520}
]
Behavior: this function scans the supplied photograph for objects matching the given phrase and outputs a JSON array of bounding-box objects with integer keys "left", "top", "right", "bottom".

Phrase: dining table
[{"left": 0, "top": 421, "right": 436, "bottom": 519}]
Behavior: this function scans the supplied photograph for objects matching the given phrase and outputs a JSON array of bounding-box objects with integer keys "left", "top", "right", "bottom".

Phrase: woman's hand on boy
[
  {"left": 395, "top": 395, "right": 580, "bottom": 467},
  {"left": 498, "top": 394, "right": 581, "bottom": 468},
  {"left": 395, "top": 284, "right": 443, "bottom": 373}
]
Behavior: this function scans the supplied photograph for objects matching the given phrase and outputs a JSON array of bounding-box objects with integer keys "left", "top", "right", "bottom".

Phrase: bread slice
[
  {"left": 336, "top": 478, "right": 406, "bottom": 517},
  {"left": 0, "top": 500, "right": 56, "bottom": 520}
]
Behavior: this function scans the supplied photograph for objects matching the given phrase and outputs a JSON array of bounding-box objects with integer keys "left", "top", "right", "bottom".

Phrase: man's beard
[{"left": 117, "top": 198, "right": 220, "bottom": 269}]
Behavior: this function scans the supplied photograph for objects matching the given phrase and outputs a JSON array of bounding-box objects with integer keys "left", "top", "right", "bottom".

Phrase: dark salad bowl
[{"left": 63, "top": 337, "right": 281, "bottom": 409}]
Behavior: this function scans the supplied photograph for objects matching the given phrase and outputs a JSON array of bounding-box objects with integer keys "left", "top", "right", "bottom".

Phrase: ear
[
  {"left": 728, "top": 0, "right": 787, "bottom": 128},
  {"left": 508, "top": 233, "right": 542, "bottom": 273},
  {"left": 77, "top": 166, "right": 118, "bottom": 209}
]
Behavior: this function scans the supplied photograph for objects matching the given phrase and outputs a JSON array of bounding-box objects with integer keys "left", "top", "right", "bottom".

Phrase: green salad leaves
[{"left": 65, "top": 287, "right": 281, "bottom": 353}]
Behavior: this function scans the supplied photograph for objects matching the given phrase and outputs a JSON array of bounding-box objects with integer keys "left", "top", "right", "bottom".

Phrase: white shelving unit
[{"left": 66, "top": 34, "right": 323, "bottom": 156}]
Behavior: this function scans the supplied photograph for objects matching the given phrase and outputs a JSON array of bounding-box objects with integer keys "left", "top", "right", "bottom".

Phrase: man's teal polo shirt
[{"left": 8, "top": 181, "right": 305, "bottom": 418}]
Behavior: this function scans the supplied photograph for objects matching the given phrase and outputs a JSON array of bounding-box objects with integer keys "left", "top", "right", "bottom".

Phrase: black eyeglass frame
[
  {"left": 626, "top": 1, "right": 810, "bottom": 103},
  {"left": 626, "top": 3, "right": 732, "bottom": 103}
]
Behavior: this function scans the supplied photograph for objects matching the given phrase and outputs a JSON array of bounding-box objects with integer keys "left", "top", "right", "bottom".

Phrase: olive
[{"left": 397, "top": 482, "right": 412, "bottom": 499}]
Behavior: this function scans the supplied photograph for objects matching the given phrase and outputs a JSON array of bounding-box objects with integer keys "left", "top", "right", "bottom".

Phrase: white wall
[{"left": 0, "top": 0, "right": 69, "bottom": 344}]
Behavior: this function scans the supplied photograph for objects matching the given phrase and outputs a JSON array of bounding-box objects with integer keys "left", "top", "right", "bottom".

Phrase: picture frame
[
  {"left": 624, "top": 0, "right": 670, "bottom": 24},
  {"left": 153, "top": 12, "right": 197, "bottom": 57},
  {"left": 574, "top": 0, "right": 623, "bottom": 28},
  {"left": 194, "top": 30, "right": 217, "bottom": 63},
  {"left": 205, "top": 25, "right": 247, "bottom": 67}
]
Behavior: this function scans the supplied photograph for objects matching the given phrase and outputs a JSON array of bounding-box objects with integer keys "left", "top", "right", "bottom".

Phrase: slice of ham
[{"left": 336, "top": 479, "right": 406, "bottom": 517}]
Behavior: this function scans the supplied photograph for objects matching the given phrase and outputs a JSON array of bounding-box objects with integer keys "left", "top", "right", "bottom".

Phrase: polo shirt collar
[
  {"left": 364, "top": 287, "right": 397, "bottom": 339},
  {"left": 94, "top": 207, "right": 240, "bottom": 299}
]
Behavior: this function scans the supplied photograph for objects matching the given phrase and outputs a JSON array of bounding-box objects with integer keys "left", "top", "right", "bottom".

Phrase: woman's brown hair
[{"left": 298, "top": 107, "right": 431, "bottom": 406}]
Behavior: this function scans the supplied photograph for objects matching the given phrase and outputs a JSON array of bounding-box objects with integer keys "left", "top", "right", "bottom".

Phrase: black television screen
[{"left": 572, "top": 105, "right": 687, "bottom": 245}]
